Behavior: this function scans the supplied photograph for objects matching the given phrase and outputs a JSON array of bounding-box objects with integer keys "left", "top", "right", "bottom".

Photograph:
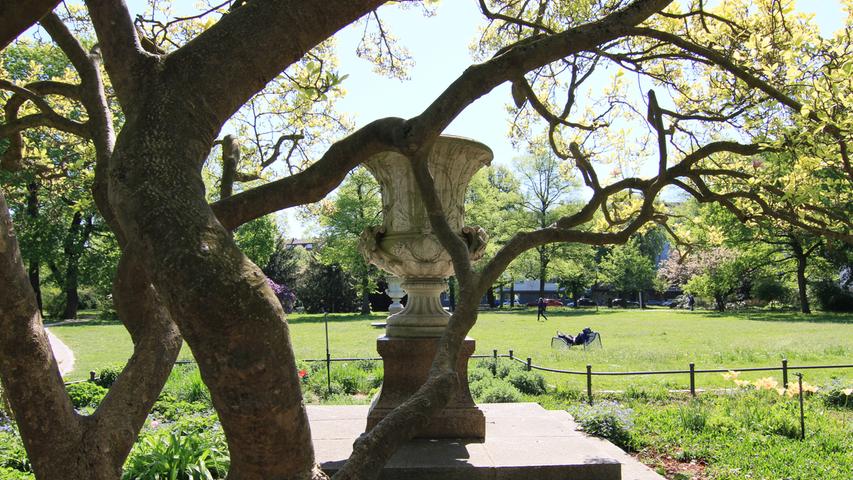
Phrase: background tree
[
  {"left": 599, "top": 240, "right": 655, "bottom": 306},
  {"left": 514, "top": 152, "right": 577, "bottom": 299},
  {"left": 315, "top": 167, "right": 381, "bottom": 314}
]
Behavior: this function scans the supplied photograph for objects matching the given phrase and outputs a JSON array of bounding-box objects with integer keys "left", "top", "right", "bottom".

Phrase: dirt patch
[{"left": 634, "top": 449, "right": 709, "bottom": 480}]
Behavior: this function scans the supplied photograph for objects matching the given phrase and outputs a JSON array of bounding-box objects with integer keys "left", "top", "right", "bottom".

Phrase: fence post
[
  {"left": 526, "top": 357, "right": 532, "bottom": 371},
  {"left": 586, "top": 364, "right": 593, "bottom": 405},
  {"left": 689, "top": 363, "right": 696, "bottom": 397},
  {"left": 492, "top": 349, "right": 498, "bottom": 375},
  {"left": 324, "top": 310, "right": 331, "bottom": 396},
  {"left": 782, "top": 358, "right": 789, "bottom": 388},
  {"left": 509, "top": 349, "right": 514, "bottom": 360},
  {"left": 797, "top": 373, "right": 805, "bottom": 440},
  {"left": 89, "top": 371, "right": 96, "bottom": 382}
]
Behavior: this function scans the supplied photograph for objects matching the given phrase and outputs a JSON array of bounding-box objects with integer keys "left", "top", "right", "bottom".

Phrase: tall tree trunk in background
[
  {"left": 791, "top": 240, "right": 811, "bottom": 314},
  {"left": 538, "top": 246, "right": 548, "bottom": 300},
  {"left": 60, "top": 213, "right": 94, "bottom": 319},
  {"left": 26, "top": 182, "right": 42, "bottom": 313},
  {"left": 509, "top": 281, "right": 515, "bottom": 307},
  {"left": 715, "top": 295, "right": 726, "bottom": 311},
  {"left": 360, "top": 273, "right": 371, "bottom": 315}
]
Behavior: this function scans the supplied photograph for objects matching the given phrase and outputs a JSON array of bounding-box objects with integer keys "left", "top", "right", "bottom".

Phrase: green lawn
[{"left": 50, "top": 308, "right": 852, "bottom": 390}]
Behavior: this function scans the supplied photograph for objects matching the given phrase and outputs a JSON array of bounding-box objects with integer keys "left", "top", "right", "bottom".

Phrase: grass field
[{"left": 50, "top": 308, "right": 852, "bottom": 390}]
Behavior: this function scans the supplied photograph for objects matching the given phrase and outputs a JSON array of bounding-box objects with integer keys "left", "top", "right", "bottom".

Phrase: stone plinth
[
  {"left": 312, "top": 403, "right": 667, "bottom": 480},
  {"left": 366, "top": 336, "right": 485, "bottom": 439}
]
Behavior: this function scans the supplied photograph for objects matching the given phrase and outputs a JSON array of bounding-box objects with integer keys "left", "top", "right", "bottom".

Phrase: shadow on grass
[{"left": 699, "top": 310, "right": 852, "bottom": 324}]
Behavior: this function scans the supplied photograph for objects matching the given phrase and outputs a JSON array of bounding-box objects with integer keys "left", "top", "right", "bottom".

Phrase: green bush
[
  {"left": 163, "top": 365, "right": 211, "bottom": 405},
  {"left": 811, "top": 280, "right": 853, "bottom": 312},
  {"left": 123, "top": 429, "right": 229, "bottom": 480},
  {"left": 66, "top": 382, "right": 107, "bottom": 408},
  {"left": 569, "top": 401, "right": 635, "bottom": 451},
  {"left": 93, "top": 364, "right": 124, "bottom": 388},
  {"left": 467, "top": 367, "right": 491, "bottom": 383},
  {"left": 507, "top": 370, "right": 547, "bottom": 395},
  {"left": 152, "top": 398, "right": 211, "bottom": 422},
  {"left": 480, "top": 381, "right": 523, "bottom": 403},
  {"left": 821, "top": 381, "right": 853, "bottom": 409}
]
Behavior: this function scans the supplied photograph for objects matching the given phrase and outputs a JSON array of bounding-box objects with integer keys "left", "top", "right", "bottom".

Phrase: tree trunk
[
  {"left": 538, "top": 247, "right": 547, "bottom": 300},
  {"left": 794, "top": 249, "right": 811, "bottom": 314},
  {"left": 715, "top": 295, "right": 726, "bottom": 311},
  {"left": 2, "top": 191, "right": 181, "bottom": 480},
  {"left": 360, "top": 272, "right": 371, "bottom": 315},
  {"left": 509, "top": 281, "right": 515, "bottom": 307},
  {"left": 108, "top": 103, "right": 321, "bottom": 479},
  {"left": 498, "top": 283, "right": 504, "bottom": 308},
  {"left": 486, "top": 286, "right": 496, "bottom": 307},
  {"left": 60, "top": 212, "right": 94, "bottom": 320},
  {"left": 26, "top": 182, "right": 43, "bottom": 313}
]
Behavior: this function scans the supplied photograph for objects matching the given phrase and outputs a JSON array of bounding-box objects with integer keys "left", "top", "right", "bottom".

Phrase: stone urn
[
  {"left": 358, "top": 136, "right": 491, "bottom": 438},
  {"left": 359, "top": 136, "right": 490, "bottom": 337}
]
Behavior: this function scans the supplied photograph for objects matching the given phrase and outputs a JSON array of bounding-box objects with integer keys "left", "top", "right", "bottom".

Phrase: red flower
[{"left": 298, "top": 369, "right": 308, "bottom": 379}]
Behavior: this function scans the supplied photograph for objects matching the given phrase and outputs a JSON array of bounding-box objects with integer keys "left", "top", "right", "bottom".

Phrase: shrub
[
  {"left": 752, "top": 277, "right": 790, "bottom": 304},
  {"left": 821, "top": 381, "right": 853, "bottom": 410},
  {"left": 479, "top": 381, "right": 523, "bottom": 403},
  {"left": 93, "top": 364, "right": 124, "bottom": 388},
  {"left": 467, "top": 367, "right": 491, "bottom": 383},
  {"left": 152, "top": 400, "right": 211, "bottom": 422},
  {"left": 123, "top": 429, "right": 229, "bottom": 480},
  {"left": 811, "top": 280, "right": 853, "bottom": 312},
  {"left": 163, "top": 365, "right": 211, "bottom": 405},
  {"left": 569, "top": 401, "right": 635, "bottom": 450},
  {"left": 66, "top": 382, "right": 107, "bottom": 408},
  {"left": 507, "top": 370, "right": 546, "bottom": 395}
]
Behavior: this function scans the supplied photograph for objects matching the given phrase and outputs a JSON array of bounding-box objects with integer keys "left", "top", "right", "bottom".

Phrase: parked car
[
  {"left": 575, "top": 297, "right": 597, "bottom": 307},
  {"left": 525, "top": 298, "right": 563, "bottom": 307},
  {"left": 611, "top": 298, "right": 640, "bottom": 308}
]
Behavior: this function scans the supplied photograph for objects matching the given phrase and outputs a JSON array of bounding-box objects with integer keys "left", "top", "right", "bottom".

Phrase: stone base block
[
  {"left": 311, "top": 403, "right": 667, "bottom": 480},
  {"left": 366, "top": 336, "right": 485, "bottom": 439}
]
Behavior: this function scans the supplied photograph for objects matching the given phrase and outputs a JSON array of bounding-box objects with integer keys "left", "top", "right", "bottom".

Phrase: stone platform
[{"left": 309, "top": 403, "right": 665, "bottom": 480}]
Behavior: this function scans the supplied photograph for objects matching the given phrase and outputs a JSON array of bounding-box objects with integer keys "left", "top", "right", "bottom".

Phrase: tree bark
[
  {"left": 791, "top": 241, "right": 811, "bottom": 314},
  {"left": 0, "top": 0, "right": 61, "bottom": 50},
  {"left": 107, "top": 100, "right": 322, "bottom": 478},
  {"left": 360, "top": 273, "right": 371, "bottom": 315},
  {"left": 26, "top": 182, "right": 43, "bottom": 312}
]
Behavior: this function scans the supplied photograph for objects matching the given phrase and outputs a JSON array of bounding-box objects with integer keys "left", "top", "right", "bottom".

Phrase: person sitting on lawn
[
  {"left": 574, "top": 327, "right": 593, "bottom": 345},
  {"left": 557, "top": 331, "right": 574, "bottom": 345}
]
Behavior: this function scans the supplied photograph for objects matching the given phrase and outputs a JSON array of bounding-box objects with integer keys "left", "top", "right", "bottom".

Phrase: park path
[{"left": 46, "top": 329, "right": 75, "bottom": 376}]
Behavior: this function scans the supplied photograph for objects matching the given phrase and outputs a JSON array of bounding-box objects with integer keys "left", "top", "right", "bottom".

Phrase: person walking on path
[{"left": 537, "top": 297, "right": 549, "bottom": 321}]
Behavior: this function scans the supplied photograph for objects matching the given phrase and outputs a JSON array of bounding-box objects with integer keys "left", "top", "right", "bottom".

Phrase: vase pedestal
[{"left": 366, "top": 336, "right": 485, "bottom": 439}]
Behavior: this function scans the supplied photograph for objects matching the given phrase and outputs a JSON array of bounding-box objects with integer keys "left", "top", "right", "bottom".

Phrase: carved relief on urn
[{"left": 358, "top": 136, "right": 492, "bottom": 337}]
